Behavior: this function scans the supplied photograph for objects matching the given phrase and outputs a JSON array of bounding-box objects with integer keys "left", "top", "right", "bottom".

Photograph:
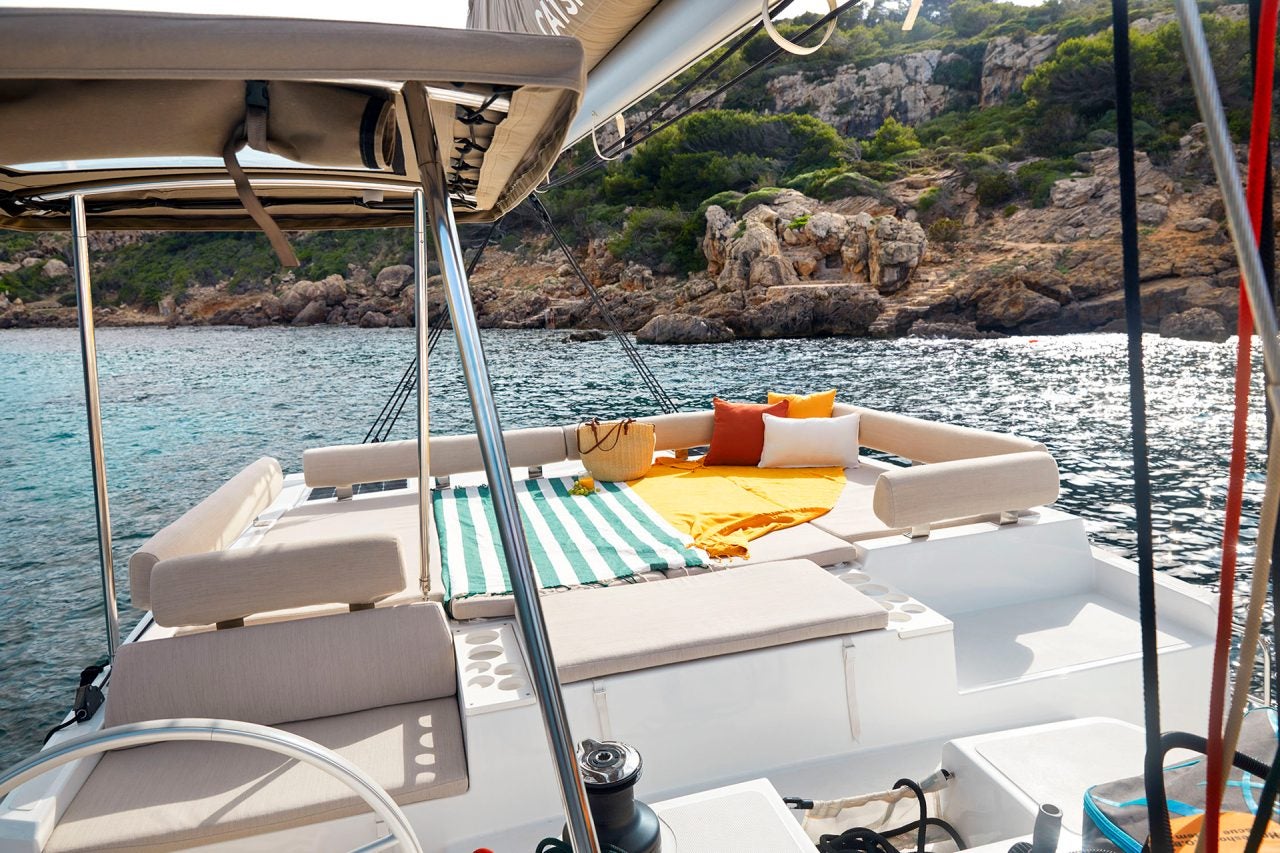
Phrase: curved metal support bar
[
  {"left": 405, "top": 85, "right": 599, "bottom": 853},
  {"left": 0, "top": 719, "right": 423, "bottom": 853},
  {"left": 71, "top": 194, "right": 119, "bottom": 659},
  {"left": 761, "top": 0, "right": 836, "bottom": 55}
]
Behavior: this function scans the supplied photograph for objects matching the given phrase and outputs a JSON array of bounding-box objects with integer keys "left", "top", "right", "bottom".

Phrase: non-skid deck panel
[{"left": 951, "top": 593, "right": 1198, "bottom": 690}]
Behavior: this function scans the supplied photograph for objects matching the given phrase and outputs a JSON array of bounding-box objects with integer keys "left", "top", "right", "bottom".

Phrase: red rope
[{"left": 1204, "top": 4, "right": 1277, "bottom": 848}]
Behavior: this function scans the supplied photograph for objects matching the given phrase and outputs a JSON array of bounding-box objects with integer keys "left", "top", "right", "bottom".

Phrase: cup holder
[
  {"left": 465, "top": 661, "right": 490, "bottom": 674},
  {"left": 902, "top": 603, "right": 926, "bottom": 614},
  {"left": 843, "top": 572, "right": 870, "bottom": 584},
  {"left": 464, "top": 630, "right": 500, "bottom": 645},
  {"left": 884, "top": 592, "right": 908, "bottom": 603},
  {"left": 494, "top": 663, "right": 519, "bottom": 676},
  {"left": 857, "top": 583, "right": 889, "bottom": 597},
  {"left": 467, "top": 675, "right": 495, "bottom": 688},
  {"left": 887, "top": 611, "right": 911, "bottom": 623},
  {"left": 498, "top": 677, "right": 526, "bottom": 691},
  {"left": 469, "top": 645, "right": 503, "bottom": 661}
]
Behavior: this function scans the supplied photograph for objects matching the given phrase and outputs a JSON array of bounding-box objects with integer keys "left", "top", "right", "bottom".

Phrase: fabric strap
[{"left": 221, "top": 85, "right": 299, "bottom": 268}]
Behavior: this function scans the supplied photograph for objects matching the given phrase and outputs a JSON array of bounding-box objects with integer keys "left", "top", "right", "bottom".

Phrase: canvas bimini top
[{"left": 0, "top": 8, "right": 585, "bottom": 231}]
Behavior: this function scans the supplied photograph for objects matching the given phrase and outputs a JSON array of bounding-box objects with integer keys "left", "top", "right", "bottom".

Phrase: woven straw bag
[{"left": 577, "top": 418, "right": 656, "bottom": 482}]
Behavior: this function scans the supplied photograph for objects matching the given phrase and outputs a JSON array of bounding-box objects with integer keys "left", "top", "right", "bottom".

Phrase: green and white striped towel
[{"left": 433, "top": 476, "right": 707, "bottom": 603}]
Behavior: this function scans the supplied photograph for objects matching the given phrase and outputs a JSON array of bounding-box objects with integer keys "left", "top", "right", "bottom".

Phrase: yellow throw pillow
[{"left": 767, "top": 388, "right": 837, "bottom": 419}]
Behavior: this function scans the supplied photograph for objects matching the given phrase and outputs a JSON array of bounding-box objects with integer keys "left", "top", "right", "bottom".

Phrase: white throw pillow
[{"left": 758, "top": 412, "right": 860, "bottom": 469}]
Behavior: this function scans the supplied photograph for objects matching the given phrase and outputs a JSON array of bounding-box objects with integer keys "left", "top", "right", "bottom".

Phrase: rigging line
[
  {"left": 1245, "top": 738, "right": 1280, "bottom": 853},
  {"left": 541, "top": 1, "right": 858, "bottom": 191},
  {"left": 1110, "top": 0, "right": 1170, "bottom": 848},
  {"left": 365, "top": 220, "right": 501, "bottom": 443},
  {"left": 530, "top": 196, "right": 680, "bottom": 414},
  {"left": 1204, "top": 0, "right": 1278, "bottom": 839}
]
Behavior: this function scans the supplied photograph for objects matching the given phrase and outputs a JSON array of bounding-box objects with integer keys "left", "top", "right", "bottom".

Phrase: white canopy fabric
[{"left": 0, "top": 7, "right": 584, "bottom": 230}]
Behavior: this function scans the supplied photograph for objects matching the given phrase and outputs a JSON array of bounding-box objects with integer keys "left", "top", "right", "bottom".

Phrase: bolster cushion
[
  {"left": 128, "top": 457, "right": 283, "bottom": 611},
  {"left": 430, "top": 426, "right": 568, "bottom": 477},
  {"left": 149, "top": 535, "right": 407, "bottom": 628},
  {"left": 303, "top": 439, "right": 418, "bottom": 489},
  {"left": 871, "top": 450, "right": 1060, "bottom": 529},
  {"left": 835, "top": 403, "right": 1045, "bottom": 463},
  {"left": 105, "top": 603, "right": 455, "bottom": 727}
]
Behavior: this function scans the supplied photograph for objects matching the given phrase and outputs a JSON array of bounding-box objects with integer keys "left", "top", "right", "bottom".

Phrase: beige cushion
[
  {"left": 430, "top": 426, "right": 569, "bottom": 476},
  {"left": 150, "top": 535, "right": 408, "bottom": 628},
  {"left": 262, "top": 490, "right": 424, "bottom": 592},
  {"left": 809, "top": 460, "right": 903, "bottom": 542},
  {"left": 544, "top": 560, "right": 888, "bottom": 683},
  {"left": 106, "top": 603, "right": 455, "bottom": 727},
  {"left": 303, "top": 440, "right": 419, "bottom": 489},
  {"left": 835, "top": 404, "right": 1045, "bottom": 463},
  {"left": 129, "top": 457, "right": 283, "bottom": 611},
  {"left": 47, "top": 698, "right": 466, "bottom": 853},
  {"left": 873, "top": 450, "right": 1061, "bottom": 529}
]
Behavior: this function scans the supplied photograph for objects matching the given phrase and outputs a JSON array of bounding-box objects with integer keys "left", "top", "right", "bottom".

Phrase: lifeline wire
[
  {"left": 1109, "top": 0, "right": 1170, "bottom": 846},
  {"left": 1173, "top": 1, "right": 1280, "bottom": 839}
]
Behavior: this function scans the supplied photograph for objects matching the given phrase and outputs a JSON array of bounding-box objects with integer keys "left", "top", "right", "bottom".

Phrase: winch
[{"left": 564, "top": 739, "right": 660, "bottom": 853}]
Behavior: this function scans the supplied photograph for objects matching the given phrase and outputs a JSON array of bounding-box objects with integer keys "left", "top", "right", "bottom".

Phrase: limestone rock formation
[
  {"left": 635, "top": 313, "right": 735, "bottom": 345},
  {"left": 768, "top": 50, "right": 953, "bottom": 136},
  {"left": 1159, "top": 307, "right": 1228, "bottom": 342},
  {"left": 980, "top": 34, "right": 1058, "bottom": 106}
]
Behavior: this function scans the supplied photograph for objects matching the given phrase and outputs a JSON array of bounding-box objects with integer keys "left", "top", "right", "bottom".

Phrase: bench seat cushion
[
  {"left": 543, "top": 559, "right": 888, "bottom": 683},
  {"left": 46, "top": 698, "right": 466, "bottom": 853},
  {"left": 807, "top": 459, "right": 903, "bottom": 542}
]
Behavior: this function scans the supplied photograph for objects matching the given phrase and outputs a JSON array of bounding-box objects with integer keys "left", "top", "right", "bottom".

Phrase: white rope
[
  {"left": 589, "top": 112, "right": 625, "bottom": 162},
  {"left": 761, "top": 0, "right": 838, "bottom": 56}
]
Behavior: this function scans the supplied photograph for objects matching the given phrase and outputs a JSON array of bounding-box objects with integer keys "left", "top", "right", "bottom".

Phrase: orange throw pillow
[
  {"left": 704, "top": 398, "right": 790, "bottom": 466},
  {"left": 767, "top": 389, "right": 837, "bottom": 419}
]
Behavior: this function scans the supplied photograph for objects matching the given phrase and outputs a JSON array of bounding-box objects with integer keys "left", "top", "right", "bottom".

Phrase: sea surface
[{"left": 0, "top": 326, "right": 1272, "bottom": 768}]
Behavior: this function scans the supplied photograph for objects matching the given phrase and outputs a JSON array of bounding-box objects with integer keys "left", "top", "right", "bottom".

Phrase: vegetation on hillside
[{"left": 1, "top": 0, "right": 1268, "bottom": 305}]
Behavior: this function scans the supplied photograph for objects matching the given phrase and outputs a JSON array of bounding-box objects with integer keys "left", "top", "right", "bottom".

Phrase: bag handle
[{"left": 577, "top": 418, "right": 636, "bottom": 455}]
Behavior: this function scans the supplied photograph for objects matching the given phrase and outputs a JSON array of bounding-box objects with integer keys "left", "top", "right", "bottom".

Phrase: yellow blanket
[{"left": 627, "top": 458, "right": 846, "bottom": 559}]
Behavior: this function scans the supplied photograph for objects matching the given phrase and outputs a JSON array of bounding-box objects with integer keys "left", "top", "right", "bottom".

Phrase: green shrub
[
  {"left": 916, "top": 186, "right": 941, "bottom": 213},
  {"left": 1003, "top": 203, "right": 1019, "bottom": 218},
  {"left": 864, "top": 117, "right": 921, "bottom": 162},
  {"left": 734, "top": 187, "right": 785, "bottom": 216},
  {"left": 975, "top": 170, "right": 1017, "bottom": 207},
  {"left": 927, "top": 218, "right": 964, "bottom": 243},
  {"left": 1015, "top": 158, "right": 1078, "bottom": 207},
  {"left": 788, "top": 214, "right": 811, "bottom": 231},
  {"left": 607, "top": 207, "right": 701, "bottom": 274}
]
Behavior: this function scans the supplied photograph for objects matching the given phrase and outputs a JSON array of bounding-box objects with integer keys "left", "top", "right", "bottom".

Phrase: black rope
[
  {"left": 542, "top": 0, "right": 859, "bottom": 190},
  {"left": 363, "top": 220, "right": 500, "bottom": 443},
  {"left": 1245, "top": 737, "right": 1280, "bottom": 853},
  {"left": 530, "top": 195, "right": 679, "bottom": 414},
  {"left": 1111, "top": 0, "right": 1169, "bottom": 848}
]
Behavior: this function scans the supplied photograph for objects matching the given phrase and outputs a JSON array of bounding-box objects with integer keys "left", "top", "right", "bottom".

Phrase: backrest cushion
[
  {"left": 758, "top": 412, "right": 860, "bottom": 469},
  {"left": 106, "top": 603, "right": 455, "bottom": 727},
  {"left": 703, "top": 398, "right": 789, "bottom": 466},
  {"left": 767, "top": 388, "right": 837, "bottom": 418},
  {"left": 150, "top": 535, "right": 408, "bottom": 628},
  {"left": 128, "top": 457, "right": 283, "bottom": 611},
  {"left": 836, "top": 404, "right": 1045, "bottom": 463},
  {"left": 303, "top": 439, "right": 418, "bottom": 489},
  {"left": 430, "top": 426, "right": 568, "bottom": 477}
]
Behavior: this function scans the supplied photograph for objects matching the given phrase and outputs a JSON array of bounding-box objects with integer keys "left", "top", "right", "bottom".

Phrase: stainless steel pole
[
  {"left": 413, "top": 188, "right": 432, "bottom": 594},
  {"left": 411, "top": 127, "right": 600, "bottom": 851},
  {"left": 70, "top": 194, "right": 120, "bottom": 659}
]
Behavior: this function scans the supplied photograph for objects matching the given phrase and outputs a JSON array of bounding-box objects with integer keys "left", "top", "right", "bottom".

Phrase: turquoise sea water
[{"left": 0, "top": 326, "right": 1270, "bottom": 768}]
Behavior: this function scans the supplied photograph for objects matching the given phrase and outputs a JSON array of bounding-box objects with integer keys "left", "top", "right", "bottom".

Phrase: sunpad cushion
[
  {"left": 544, "top": 559, "right": 888, "bottom": 683},
  {"left": 47, "top": 698, "right": 466, "bottom": 853}
]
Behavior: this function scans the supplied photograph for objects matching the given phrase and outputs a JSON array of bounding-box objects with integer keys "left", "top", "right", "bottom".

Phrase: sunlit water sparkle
[{"left": 0, "top": 326, "right": 1270, "bottom": 767}]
